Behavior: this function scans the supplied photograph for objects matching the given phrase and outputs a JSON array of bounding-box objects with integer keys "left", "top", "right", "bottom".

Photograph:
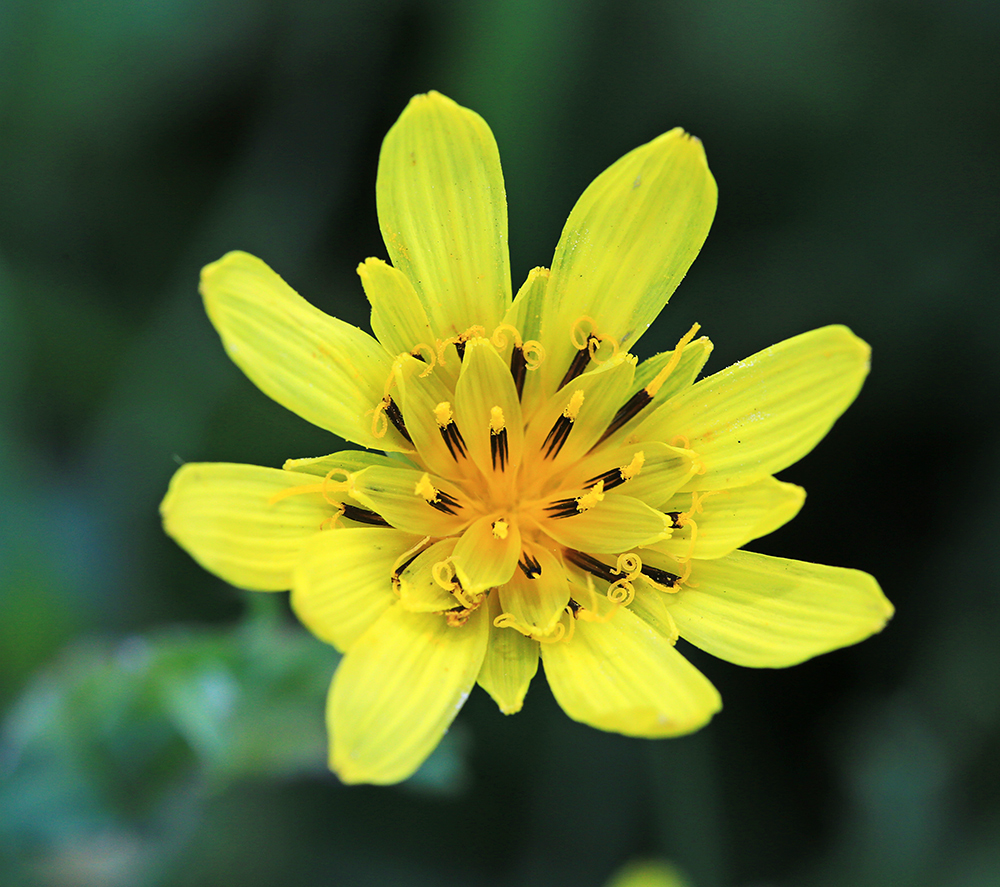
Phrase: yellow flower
[{"left": 161, "top": 91, "right": 893, "bottom": 785}]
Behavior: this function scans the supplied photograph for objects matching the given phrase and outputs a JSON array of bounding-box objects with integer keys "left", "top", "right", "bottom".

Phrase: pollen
[
  {"left": 434, "top": 401, "right": 454, "bottom": 427},
  {"left": 492, "top": 518, "right": 509, "bottom": 539},
  {"left": 576, "top": 479, "right": 605, "bottom": 512}
]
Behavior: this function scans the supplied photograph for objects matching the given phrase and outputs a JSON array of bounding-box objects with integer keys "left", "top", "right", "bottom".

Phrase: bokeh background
[{"left": 2, "top": 1, "right": 998, "bottom": 885}]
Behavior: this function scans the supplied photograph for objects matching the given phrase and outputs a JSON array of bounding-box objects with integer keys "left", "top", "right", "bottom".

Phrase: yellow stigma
[
  {"left": 490, "top": 405, "right": 505, "bottom": 433},
  {"left": 621, "top": 450, "right": 645, "bottom": 481},
  {"left": 576, "top": 479, "right": 605, "bottom": 512},
  {"left": 564, "top": 389, "right": 585, "bottom": 420},
  {"left": 434, "top": 401, "right": 454, "bottom": 427},
  {"left": 414, "top": 473, "right": 437, "bottom": 502}
]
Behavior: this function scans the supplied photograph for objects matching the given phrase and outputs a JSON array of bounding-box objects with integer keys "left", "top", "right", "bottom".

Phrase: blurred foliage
[{"left": 1, "top": 0, "right": 998, "bottom": 885}]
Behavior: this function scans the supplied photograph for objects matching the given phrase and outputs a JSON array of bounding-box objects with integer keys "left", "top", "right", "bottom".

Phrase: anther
[
  {"left": 490, "top": 406, "right": 509, "bottom": 470},
  {"left": 517, "top": 552, "right": 542, "bottom": 578},
  {"left": 434, "top": 401, "right": 468, "bottom": 460},
  {"left": 383, "top": 396, "right": 412, "bottom": 443},
  {"left": 545, "top": 480, "right": 604, "bottom": 520},
  {"left": 510, "top": 345, "right": 527, "bottom": 399},
  {"left": 564, "top": 548, "right": 619, "bottom": 584},
  {"left": 559, "top": 334, "right": 599, "bottom": 389},
  {"left": 542, "top": 389, "right": 585, "bottom": 459},
  {"left": 340, "top": 504, "right": 391, "bottom": 527},
  {"left": 641, "top": 563, "right": 681, "bottom": 590}
]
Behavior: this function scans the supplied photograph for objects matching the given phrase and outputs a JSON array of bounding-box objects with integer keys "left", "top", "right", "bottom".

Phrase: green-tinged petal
[
  {"left": 451, "top": 514, "right": 522, "bottom": 593},
  {"left": 665, "top": 549, "right": 894, "bottom": 667},
  {"left": 649, "top": 478, "right": 805, "bottom": 560},
  {"left": 282, "top": 449, "right": 402, "bottom": 477},
  {"left": 454, "top": 337, "right": 525, "bottom": 476},
  {"left": 291, "top": 528, "right": 419, "bottom": 651},
  {"left": 359, "top": 257, "right": 436, "bottom": 358},
  {"left": 396, "top": 538, "right": 462, "bottom": 612},
  {"left": 639, "top": 325, "right": 870, "bottom": 490},
  {"left": 478, "top": 592, "right": 540, "bottom": 713},
  {"left": 629, "top": 587, "right": 680, "bottom": 642},
  {"left": 349, "top": 465, "right": 468, "bottom": 537},
  {"left": 376, "top": 91, "right": 511, "bottom": 338},
  {"left": 161, "top": 463, "right": 335, "bottom": 591},
  {"left": 541, "top": 606, "right": 721, "bottom": 737},
  {"left": 565, "top": 441, "right": 697, "bottom": 508},
  {"left": 329, "top": 602, "right": 488, "bottom": 785},
  {"left": 538, "top": 129, "right": 716, "bottom": 394},
  {"left": 540, "top": 492, "right": 670, "bottom": 553},
  {"left": 498, "top": 548, "right": 570, "bottom": 637},
  {"left": 200, "top": 251, "right": 407, "bottom": 451}
]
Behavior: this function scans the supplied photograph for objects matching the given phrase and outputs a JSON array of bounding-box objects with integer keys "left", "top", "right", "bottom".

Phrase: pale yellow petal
[
  {"left": 200, "top": 252, "right": 407, "bottom": 451},
  {"left": 376, "top": 91, "right": 511, "bottom": 338},
  {"left": 161, "top": 463, "right": 336, "bottom": 591},
  {"left": 541, "top": 607, "right": 721, "bottom": 737},
  {"left": 329, "top": 603, "right": 488, "bottom": 785},
  {"left": 638, "top": 325, "right": 871, "bottom": 490},
  {"left": 477, "top": 591, "right": 540, "bottom": 713},
  {"left": 451, "top": 514, "right": 522, "bottom": 593},
  {"left": 292, "top": 527, "right": 419, "bottom": 651},
  {"left": 497, "top": 548, "right": 570, "bottom": 637},
  {"left": 538, "top": 129, "right": 716, "bottom": 395},
  {"left": 649, "top": 477, "right": 805, "bottom": 560},
  {"left": 665, "top": 549, "right": 894, "bottom": 667},
  {"left": 540, "top": 492, "right": 670, "bottom": 553}
]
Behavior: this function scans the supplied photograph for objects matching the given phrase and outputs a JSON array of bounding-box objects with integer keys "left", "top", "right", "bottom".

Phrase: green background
[{"left": 2, "top": 1, "right": 997, "bottom": 885}]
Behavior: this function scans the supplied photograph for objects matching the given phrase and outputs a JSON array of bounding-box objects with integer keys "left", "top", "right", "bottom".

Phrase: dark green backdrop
[{"left": 2, "top": 1, "right": 998, "bottom": 885}]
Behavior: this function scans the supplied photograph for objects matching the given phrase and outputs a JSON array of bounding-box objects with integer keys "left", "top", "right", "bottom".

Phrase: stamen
[
  {"left": 434, "top": 401, "right": 468, "bottom": 460},
  {"left": 559, "top": 335, "right": 597, "bottom": 389},
  {"left": 414, "top": 473, "right": 462, "bottom": 515},
  {"left": 490, "top": 406, "right": 509, "bottom": 470},
  {"left": 384, "top": 396, "right": 412, "bottom": 443},
  {"left": 545, "top": 479, "right": 604, "bottom": 519},
  {"left": 510, "top": 346, "right": 527, "bottom": 399},
  {"left": 542, "top": 389, "right": 585, "bottom": 459},
  {"left": 592, "top": 323, "right": 704, "bottom": 448},
  {"left": 585, "top": 450, "right": 645, "bottom": 490},
  {"left": 517, "top": 552, "right": 542, "bottom": 578},
  {"left": 564, "top": 548, "right": 619, "bottom": 584},
  {"left": 341, "top": 504, "right": 391, "bottom": 527}
]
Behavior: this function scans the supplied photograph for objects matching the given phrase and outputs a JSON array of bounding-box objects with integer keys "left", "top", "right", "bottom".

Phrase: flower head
[{"left": 162, "top": 92, "right": 892, "bottom": 785}]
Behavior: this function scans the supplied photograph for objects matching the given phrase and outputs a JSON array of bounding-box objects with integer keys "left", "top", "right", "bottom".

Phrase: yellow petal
[
  {"left": 451, "top": 514, "right": 522, "bottom": 593},
  {"left": 358, "top": 257, "right": 436, "bottom": 358},
  {"left": 477, "top": 591, "right": 540, "bottom": 713},
  {"left": 497, "top": 548, "right": 570, "bottom": 637},
  {"left": 649, "top": 477, "right": 805, "bottom": 560},
  {"left": 565, "top": 441, "right": 697, "bottom": 507},
  {"left": 541, "top": 606, "right": 721, "bottom": 737},
  {"left": 665, "top": 549, "right": 894, "bottom": 667},
  {"left": 376, "top": 91, "right": 511, "bottom": 338},
  {"left": 640, "top": 325, "right": 871, "bottom": 490},
  {"left": 454, "top": 337, "right": 524, "bottom": 477},
  {"left": 292, "top": 527, "right": 419, "bottom": 651},
  {"left": 522, "top": 354, "right": 636, "bottom": 469},
  {"left": 540, "top": 492, "right": 670, "bottom": 553},
  {"left": 348, "top": 465, "right": 468, "bottom": 537},
  {"left": 538, "top": 129, "right": 716, "bottom": 395},
  {"left": 161, "top": 463, "right": 336, "bottom": 591},
  {"left": 200, "top": 252, "right": 406, "bottom": 451},
  {"left": 329, "top": 602, "right": 488, "bottom": 785}
]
